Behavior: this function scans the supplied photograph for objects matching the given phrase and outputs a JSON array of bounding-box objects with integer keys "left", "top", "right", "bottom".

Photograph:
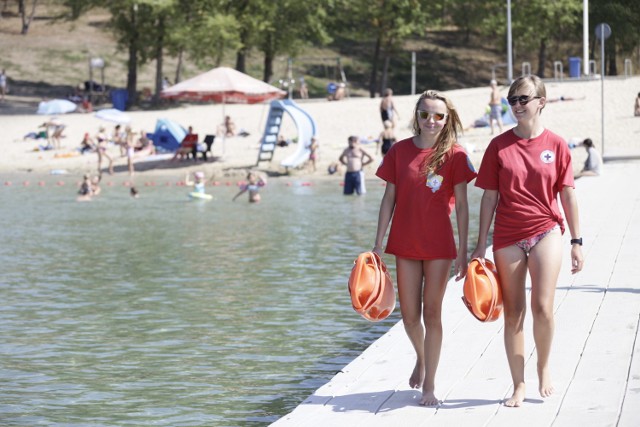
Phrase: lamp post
[
  {"left": 596, "top": 23, "right": 611, "bottom": 157},
  {"left": 507, "top": 0, "right": 513, "bottom": 83},
  {"left": 583, "top": 0, "right": 589, "bottom": 76}
]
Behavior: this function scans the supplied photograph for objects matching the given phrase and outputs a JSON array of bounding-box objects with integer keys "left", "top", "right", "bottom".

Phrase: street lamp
[{"left": 507, "top": 0, "right": 513, "bottom": 83}]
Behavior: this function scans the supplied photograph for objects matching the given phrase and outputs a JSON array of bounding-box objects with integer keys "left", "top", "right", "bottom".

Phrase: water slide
[{"left": 276, "top": 99, "right": 317, "bottom": 168}]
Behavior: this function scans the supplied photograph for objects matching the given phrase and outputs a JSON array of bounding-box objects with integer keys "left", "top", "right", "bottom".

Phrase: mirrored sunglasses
[
  {"left": 507, "top": 95, "right": 542, "bottom": 106},
  {"left": 417, "top": 110, "right": 447, "bottom": 121}
]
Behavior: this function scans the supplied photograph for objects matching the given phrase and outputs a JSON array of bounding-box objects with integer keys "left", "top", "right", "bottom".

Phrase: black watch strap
[{"left": 570, "top": 238, "right": 583, "bottom": 246}]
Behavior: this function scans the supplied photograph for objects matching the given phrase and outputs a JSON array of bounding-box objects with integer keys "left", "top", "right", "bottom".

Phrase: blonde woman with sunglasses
[
  {"left": 373, "top": 90, "right": 477, "bottom": 406},
  {"left": 471, "top": 75, "right": 583, "bottom": 407}
]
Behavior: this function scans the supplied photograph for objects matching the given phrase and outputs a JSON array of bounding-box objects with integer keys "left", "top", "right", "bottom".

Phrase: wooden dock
[{"left": 271, "top": 161, "right": 640, "bottom": 427}]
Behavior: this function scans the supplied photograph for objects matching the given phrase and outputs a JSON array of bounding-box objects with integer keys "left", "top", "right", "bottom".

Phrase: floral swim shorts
[{"left": 515, "top": 225, "right": 559, "bottom": 255}]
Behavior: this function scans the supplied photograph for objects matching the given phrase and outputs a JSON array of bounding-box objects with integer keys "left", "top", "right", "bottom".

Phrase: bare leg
[
  {"left": 104, "top": 152, "right": 114, "bottom": 175},
  {"left": 528, "top": 229, "right": 562, "bottom": 398},
  {"left": 419, "top": 259, "right": 451, "bottom": 406},
  {"left": 494, "top": 245, "right": 528, "bottom": 407},
  {"left": 396, "top": 257, "right": 426, "bottom": 390}
]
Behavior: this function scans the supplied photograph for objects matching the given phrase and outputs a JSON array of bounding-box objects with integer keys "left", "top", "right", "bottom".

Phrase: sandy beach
[{"left": 1, "top": 76, "right": 639, "bottom": 181}]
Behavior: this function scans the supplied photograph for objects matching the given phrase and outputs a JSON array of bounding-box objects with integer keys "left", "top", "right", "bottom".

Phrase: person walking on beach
[
  {"left": 380, "top": 88, "right": 400, "bottom": 128},
  {"left": 470, "top": 75, "right": 583, "bottom": 408},
  {"left": 0, "top": 69, "right": 7, "bottom": 101},
  {"left": 634, "top": 92, "right": 640, "bottom": 117},
  {"left": 489, "top": 79, "right": 504, "bottom": 135},
  {"left": 95, "top": 126, "right": 114, "bottom": 175},
  {"left": 378, "top": 119, "right": 396, "bottom": 156},
  {"left": 373, "top": 90, "right": 477, "bottom": 406},
  {"left": 339, "top": 136, "right": 374, "bottom": 196}
]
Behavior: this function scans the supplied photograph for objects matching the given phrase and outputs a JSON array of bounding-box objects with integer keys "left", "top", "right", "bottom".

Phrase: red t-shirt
[
  {"left": 376, "top": 137, "right": 477, "bottom": 260},
  {"left": 475, "top": 128, "right": 574, "bottom": 250}
]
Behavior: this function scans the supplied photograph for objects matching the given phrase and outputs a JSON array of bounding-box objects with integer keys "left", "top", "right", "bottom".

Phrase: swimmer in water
[{"left": 232, "top": 171, "right": 267, "bottom": 203}]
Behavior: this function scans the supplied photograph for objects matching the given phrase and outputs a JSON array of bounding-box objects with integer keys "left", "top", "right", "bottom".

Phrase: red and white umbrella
[
  {"left": 161, "top": 67, "right": 285, "bottom": 104},
  {"left": 161, "top": 67, "right": 285, "bottom": 156}
]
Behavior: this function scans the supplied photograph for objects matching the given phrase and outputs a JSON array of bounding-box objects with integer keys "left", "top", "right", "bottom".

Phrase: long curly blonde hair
[{"left": 412, "top": 90, "right": 463, "bottom": 175}]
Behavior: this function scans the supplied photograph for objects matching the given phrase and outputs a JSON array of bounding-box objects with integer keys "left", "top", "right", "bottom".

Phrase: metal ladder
[{"left": 256, "top": 102, "right": 284, "bottom": 164}]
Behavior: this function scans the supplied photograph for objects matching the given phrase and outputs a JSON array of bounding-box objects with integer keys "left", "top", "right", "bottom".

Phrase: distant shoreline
[{"left": 1, "top": 76, "right": 639, "bottom": 180}]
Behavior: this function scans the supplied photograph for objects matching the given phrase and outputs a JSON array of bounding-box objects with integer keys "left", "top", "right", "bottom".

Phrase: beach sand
[{"left": 1, "top": 76, "right": 639, "bottom": 181}]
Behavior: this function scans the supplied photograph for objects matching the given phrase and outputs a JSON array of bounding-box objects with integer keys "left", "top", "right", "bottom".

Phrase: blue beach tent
[{"left": 150, "top": 118, "right": 187, "bottom": 152}]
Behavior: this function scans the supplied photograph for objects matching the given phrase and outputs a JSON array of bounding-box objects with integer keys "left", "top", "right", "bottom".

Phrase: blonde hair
[
  {"left": 411, "top": 90, "right": 463, "bottom": 175},
  {"left": 508, "top": 75, "right": 546, "bottom": 114}
]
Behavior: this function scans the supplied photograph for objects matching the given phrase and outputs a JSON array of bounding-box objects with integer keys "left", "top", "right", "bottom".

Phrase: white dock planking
[{"left": 272, "top": 161, "right": 640, "bottom": 427}]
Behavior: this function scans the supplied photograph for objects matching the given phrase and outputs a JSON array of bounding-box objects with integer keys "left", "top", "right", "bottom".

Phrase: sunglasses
[
  {"left": 507, "top": 95, "right": 542, "bottom": 106},
  {"left": 417, "top": 110, "right": 448, "bottom": 121}
]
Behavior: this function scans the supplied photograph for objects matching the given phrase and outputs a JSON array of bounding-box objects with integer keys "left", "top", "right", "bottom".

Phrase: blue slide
[{"left": 277, "top": 99, "right": 317, "bottom": 168}]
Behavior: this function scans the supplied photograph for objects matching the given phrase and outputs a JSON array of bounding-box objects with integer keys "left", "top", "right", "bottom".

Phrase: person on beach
[
  {"left": 124, "top": 126, "right": 136, "bottom": 176},
  {"left": 489, "top": 79, "right": 504, "bottom": 135},
  {"left": 95, "top": 126, "right": 114, "bottom": 175},
  {"left": 380, "top": 88, "right": 400, "bottom": 128},
  {"left": 218, "top": 116, "right": 236, "bottom": 137},
  {"left": 45, "top": 117, "right": 66, "bottom": 150},
  {"left": 233, "top": 171, "right": 267, "bottom": 203},
  {"left": 339, "top": 136, "right": 374, "bottom": 196},
  {"left": 306, "top": 137, "right": 319, "bottom": 172},
  {"left": 79, "top": 132, "right": 95, "bottom": 154},
  {"left": 0, "top": 69, "right": 7, "bottom": 101},
  {"left": 112, "top": 124, "right": 127, "bottom": 157},
  {"left": 373, "top": 90, "right": 477, "bottom": 406},
  {"left": 378, "top": 119, "right": 396, "bottom": 156},
  {"left": 634, "top": 92, "right": 640, "bottom": 117},
  {"left": 470, "top": 75, "right": 584, "bottom": 408},
  {"left": 574, "top": 138, "right": 602, "bottom": 179}
]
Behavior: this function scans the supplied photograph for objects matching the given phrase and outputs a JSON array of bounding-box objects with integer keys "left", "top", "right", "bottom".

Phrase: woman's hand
[
  {"left": 454, "top": 250, "right": 468, "bottom": 281},
  {"left": 469, "top": 244, "right": 486, "bottom": 262},
  {"left": 571, "top": 245, "right": 584, "bottom": 274}
]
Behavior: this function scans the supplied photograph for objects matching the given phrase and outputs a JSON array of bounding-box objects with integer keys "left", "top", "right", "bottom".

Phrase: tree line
[{"left": 7, "top": 0, "right": 640, "bottom": 106}]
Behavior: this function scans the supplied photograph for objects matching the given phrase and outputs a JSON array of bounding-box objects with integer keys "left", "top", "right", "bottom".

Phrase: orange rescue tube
[
  {"left": 348, "top": 252, "right": 396, "bottom": 322},
  {"left": 462, "top": 258, "right": 503, "bottom": 322}
]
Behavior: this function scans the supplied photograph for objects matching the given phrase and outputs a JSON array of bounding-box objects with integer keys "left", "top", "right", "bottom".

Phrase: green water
[{"left": 0, "top": 174, "right": 481, "bottom": 426}]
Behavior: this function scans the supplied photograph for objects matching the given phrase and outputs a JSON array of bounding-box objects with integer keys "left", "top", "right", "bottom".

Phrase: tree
[
  {"left": 329, "top": 0, "right": 427, "bottom": 98},
  {"left": 590, "top": 0, "right": 640, "bottom": 75},
  {"left": 226, "top": 0, "right": 332, "bottom": 83},
  {"left": 17, "top": 0, "right": 39, "bottom": 34}
]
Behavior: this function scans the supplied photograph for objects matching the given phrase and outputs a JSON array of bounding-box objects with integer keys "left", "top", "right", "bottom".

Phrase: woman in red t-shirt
[
  {"left": 471, "top": 75, "right": 584, "bottom": 407},
  {"left": 374, "top": 90, "right": 477, "bottom": 406}
]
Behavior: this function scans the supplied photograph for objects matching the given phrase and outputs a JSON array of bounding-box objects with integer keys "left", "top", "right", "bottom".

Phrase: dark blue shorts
[{"left": 344, "top": 171, "right": 365, "bottom": 195}]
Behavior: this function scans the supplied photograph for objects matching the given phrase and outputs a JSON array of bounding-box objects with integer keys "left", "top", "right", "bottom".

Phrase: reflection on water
[{"left": 0, "top": 175, "right": 481, "bottom": 426}]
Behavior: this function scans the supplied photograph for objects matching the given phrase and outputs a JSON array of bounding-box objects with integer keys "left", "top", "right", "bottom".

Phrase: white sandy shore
[{"left": 1, "top": 76, "right": 639, "bottom": 181}]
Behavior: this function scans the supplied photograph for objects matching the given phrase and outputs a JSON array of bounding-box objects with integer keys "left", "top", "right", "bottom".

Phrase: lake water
[{"left": 0, "top": 174, "right": 482, "bottom": 426}]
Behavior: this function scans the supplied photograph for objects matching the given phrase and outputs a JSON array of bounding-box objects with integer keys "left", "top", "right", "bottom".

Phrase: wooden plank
[{"left": 270, "top": 163, "right": 640, "bottom": 427}]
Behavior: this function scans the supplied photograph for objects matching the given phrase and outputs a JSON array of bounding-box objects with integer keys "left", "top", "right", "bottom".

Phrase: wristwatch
[{"left": 570, "top": 238, "right": 583, "bottom": 246}]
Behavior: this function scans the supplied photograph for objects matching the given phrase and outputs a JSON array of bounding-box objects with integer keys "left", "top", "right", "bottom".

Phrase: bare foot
[
  {"left": 409, "top": 361, "right": 424, "bottom": 389},
  {"left": 419, "top": 389, "right": 440, "bottom": 406},
  {"left": 538, "top": 365, "right": 554, "bottom": 398},
  {"left": 504, "top": 383, "right": 525, "bottom": 407}
]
